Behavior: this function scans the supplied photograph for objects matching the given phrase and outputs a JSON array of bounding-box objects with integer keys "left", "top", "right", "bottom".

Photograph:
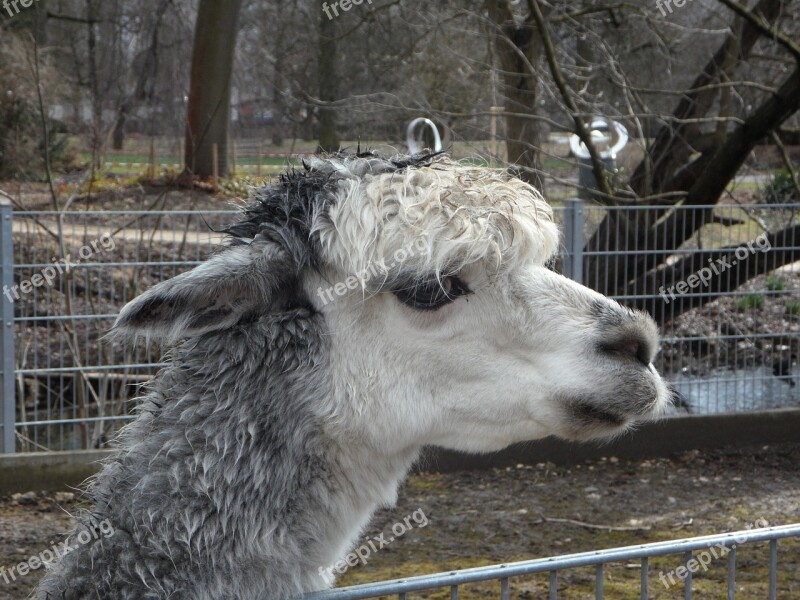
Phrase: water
[{"left": 669, "top": 368, "right": 799, "bottom": 414}]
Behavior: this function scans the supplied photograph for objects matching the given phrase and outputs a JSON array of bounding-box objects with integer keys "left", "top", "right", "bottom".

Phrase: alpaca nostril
[{"left": 600, "top": 337, "right": 651, "bottom": 367}]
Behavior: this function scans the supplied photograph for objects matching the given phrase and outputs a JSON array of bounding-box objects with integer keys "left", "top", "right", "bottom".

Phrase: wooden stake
[
  {"left": 212, "top": 143, "right": 219, "bottom": 188},
  {"left": 489, "top": 106, "right": 502, "bottom": 166},
  {"left": 231, "top": 139, "right": 237, "bottom": 178},
  {"left": 257, "top": 144, "right": 262, "bottom": 177},
  {"left": 148, "top": 139, "right": 157, "bottom": 179}
]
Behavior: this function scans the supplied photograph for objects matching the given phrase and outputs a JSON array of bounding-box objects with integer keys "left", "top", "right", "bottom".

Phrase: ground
[{"left": 1, "top": 443, "right": 798, "bottom": 599}]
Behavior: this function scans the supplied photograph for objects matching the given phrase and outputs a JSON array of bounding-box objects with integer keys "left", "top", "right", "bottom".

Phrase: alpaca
[{"left": 34, "top": 152, "right": 670, "bottom": 600}]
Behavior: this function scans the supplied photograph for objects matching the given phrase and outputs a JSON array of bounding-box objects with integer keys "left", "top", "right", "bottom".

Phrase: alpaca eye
[{"left": 393, "top": 277, "right": 471, "bottom": 311}]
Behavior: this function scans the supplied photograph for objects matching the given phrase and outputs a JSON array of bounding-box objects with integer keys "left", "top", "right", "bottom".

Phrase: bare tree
[{"left": 472, "top": 0, "right": 800, "bottom": 324}]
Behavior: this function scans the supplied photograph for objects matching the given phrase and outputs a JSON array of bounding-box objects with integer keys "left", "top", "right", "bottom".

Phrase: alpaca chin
[{"left": 560, "top": 386, "right": 669, "bottom": 442}]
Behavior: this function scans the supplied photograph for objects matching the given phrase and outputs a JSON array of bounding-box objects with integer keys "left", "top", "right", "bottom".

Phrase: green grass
[
  {"left": 786, "top": 301, "right": 800, "bottom": 316},
  {"left": 84, "top": 152, "right": 299, "bottom": 166},
  {"left": 766, "top": 275, "right": 786, "bottom": 292},
  {"left": 736, "top": 293, "right": 765, "bottom": 311}
]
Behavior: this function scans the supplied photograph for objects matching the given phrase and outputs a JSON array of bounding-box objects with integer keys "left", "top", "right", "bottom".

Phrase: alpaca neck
[
  {"left": 43, "top": 316, "right": 424, "bottom": 599},
  {"left": 307, "top": 441, "right": 421, "bottom": 589},
  {"left": 165, "top": 319, "right": 423, "bottom": 595}
]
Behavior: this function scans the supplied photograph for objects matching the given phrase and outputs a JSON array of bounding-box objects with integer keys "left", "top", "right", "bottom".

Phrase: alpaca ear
[{"left": 113, "top": 242, "right": 292, "bottom": 343}]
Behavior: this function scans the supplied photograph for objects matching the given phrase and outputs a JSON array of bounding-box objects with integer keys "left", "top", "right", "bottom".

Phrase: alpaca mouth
[{"left": 571, "top": 402, "right": 627, "bottom": 428}]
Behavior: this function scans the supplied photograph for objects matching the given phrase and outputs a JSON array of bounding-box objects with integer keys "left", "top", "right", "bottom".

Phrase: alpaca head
[{"left": 115, "top": 153, "right": 669, "bottom": 455}]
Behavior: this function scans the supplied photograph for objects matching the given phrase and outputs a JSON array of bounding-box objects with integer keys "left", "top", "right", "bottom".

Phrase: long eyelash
[{"left": 392, "top": 277, "right": 471, "bottom": 310}]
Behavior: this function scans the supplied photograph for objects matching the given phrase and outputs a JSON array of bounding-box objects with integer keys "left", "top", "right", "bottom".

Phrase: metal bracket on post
[
  {"left": 0, "top": 199, "right": 14, "bottom": 454},
  {"left": 563, "top": 198, "right": 584, "bottom": 284}
]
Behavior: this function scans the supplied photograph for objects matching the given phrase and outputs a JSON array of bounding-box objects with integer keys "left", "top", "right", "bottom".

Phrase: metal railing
[
  {"left": 302, "top": 524, "right": 800, "bottom": 599},
  {"left": 1, "top": 200, "right": 798, "bottom": 452}
]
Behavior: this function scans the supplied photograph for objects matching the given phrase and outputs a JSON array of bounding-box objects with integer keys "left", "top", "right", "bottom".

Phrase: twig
[
  {"left": 527, "top": 0, "right": 615, "bottom": 201},
  {"left": 15, "top": 431, "right": 52, "bottom": 452},
  {"left": 770, "top": 131, "right": 800, "bottom": 201},
  {"left": 710, "top": 215, "right": 746, "bottom": 227},
  {"left": 538, "top": 513, "right": 651, "bottom": 532}
]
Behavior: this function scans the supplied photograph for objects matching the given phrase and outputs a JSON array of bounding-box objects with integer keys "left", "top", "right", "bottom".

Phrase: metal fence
[
  {"left": 3, "top": 206, "right": 237, "bottom": 453},
  {"left": 301, "top": 524, "right": 800, "bottom": 599},
  {"left": 1, "top": 200, "right": 798, "bottom": 452}
]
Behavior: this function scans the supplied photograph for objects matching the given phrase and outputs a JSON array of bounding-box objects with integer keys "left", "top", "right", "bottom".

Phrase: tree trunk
[
  {"left": 317, "top": 0, "right": 339, "bottom": 153},
  {"left": 485, "top": 0, "right": 545, "bottom": 191},
  {"left": 630, "top": 224, "right": 800, "bottom": 324},
  {"left": 184, "top": 0, "right": 243, "bottom": 179},
  {"left": 86, "top": 0, "right": 102, "bottom": 171},
  {"left": 113, "top": 0, "right": 170, "bottom": 152},
  {"left": 272, "top": 60, "right": 285, "bottom": 147},
  {"left": 112, "top": 109, "right": 126, "bottom": 150}
]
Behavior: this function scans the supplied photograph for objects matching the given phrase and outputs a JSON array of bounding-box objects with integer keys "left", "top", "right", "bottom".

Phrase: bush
[{"left": 762, "top": 168, "right": 799, "bottom": 205}]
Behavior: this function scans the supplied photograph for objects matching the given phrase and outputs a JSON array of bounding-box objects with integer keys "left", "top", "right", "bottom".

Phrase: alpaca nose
[{"left": 599, "top": 335, "right": 653, "bottom": 367}]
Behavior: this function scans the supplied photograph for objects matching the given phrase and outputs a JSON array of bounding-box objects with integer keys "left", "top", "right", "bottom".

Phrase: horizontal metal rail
[
  {"left": 18, "top": 415, "right": 137, "bottom": 427},
  {"left": 302, "top": 524, "right": 800, "bottom": 599},
  {"left": 16, "top": 363, "right": 164, "bottom": 375}
]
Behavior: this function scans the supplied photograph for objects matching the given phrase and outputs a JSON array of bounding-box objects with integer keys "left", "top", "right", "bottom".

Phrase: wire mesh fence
[
  {"left": 561, "top": 202, "right": 800, "bottom": 415},
  {"left": 7, "top": 209, "right": 236, "bottom": 452},
  {"left": 2, "top": 201, "right": 798, "bottom": 452}
]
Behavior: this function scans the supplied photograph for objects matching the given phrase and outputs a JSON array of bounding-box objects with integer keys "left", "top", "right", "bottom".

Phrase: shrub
[
  {"left": 766, "top": 275, "right": 785, "bottom": 292},
  {"left": 762, "top": 168, "right": 799, "bottom": 205},
  {"left": 736, "top": 293, "right": 764, "bottom": 311}
]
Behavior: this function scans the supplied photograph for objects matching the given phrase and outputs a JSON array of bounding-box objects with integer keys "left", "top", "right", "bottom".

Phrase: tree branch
[
  {"left": 629, "top": 0, "right": 782, "bottom": 197},
  {"left": 770, "top": 131, "right": 800, "bottom": 201},
  {"left": 649, "top": 64, "right": 800, "bottom": 253},
  {"left": 630, "top": 223, "right": 800, "bottom": 323},
  {"left": 716, "top": 0, "right": 800, "bottom": 63},
  {"left": 46, "top": 12, "right": 99, "bottom": 25},
  {"left": 527, "top": 0, "right": 614, "bottom": 200}
]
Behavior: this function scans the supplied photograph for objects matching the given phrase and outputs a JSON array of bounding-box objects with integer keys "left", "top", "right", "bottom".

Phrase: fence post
[
  {"left": 563, "top": 198, "right": 584, "bottom": 284},
  {"left": 0, "top": 199, "right": 15, "bottom": 453}
]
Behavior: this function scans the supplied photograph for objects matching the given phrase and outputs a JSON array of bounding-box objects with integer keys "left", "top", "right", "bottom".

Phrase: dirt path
[{"left": 1, "top": 444, "right": 798, "bottom": 599}]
